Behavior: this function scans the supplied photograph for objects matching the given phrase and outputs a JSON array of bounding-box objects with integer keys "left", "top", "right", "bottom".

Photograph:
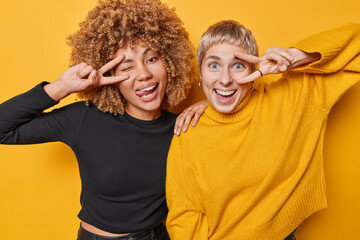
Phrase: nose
[
  {"left": 219, "top": 68, "right": 233, "bottom": 86},
  {"left": 135, "top": 64, "right": 152, "bottom": 81}
]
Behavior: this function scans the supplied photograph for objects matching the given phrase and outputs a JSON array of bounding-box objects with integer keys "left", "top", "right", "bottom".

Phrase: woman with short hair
[{"left": 166, "top": 20, "right": 360, "bottom": 240}]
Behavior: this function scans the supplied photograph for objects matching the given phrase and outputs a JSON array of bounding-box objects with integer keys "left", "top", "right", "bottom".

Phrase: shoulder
[{"left": 51, "top": 101, "right": 88, "bottom": 113}]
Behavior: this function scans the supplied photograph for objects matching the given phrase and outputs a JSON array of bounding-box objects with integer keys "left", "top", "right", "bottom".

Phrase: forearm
[
  {"left": 290, "top": 23, "right": 360, "bottom": 73},
  {"left": 43, "top": 80, "right": 71, "bottom": 101},
  {"left": 0, "top": 83, "right": 58, "bottom": 144}
]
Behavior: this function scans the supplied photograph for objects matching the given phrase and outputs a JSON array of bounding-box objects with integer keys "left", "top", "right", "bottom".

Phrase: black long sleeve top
[{"left": 0, "top": 82, "right": 177, "bottom": 234}]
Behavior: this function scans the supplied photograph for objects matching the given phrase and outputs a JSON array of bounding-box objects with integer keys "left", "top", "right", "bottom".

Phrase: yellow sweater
[{"left": 166, "top": 24, "right": 360, "bottom": 240}]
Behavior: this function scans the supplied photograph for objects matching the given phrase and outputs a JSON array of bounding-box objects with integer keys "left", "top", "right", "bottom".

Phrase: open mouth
[
  {"left": 214, "top": 89, "right": 237, "bottom": 103},
  {"left": 135, "top": 83, "right": 159, "bottom": 100},
  {"left": 215, "top": 89, "right": 236, "bottom": 96}
]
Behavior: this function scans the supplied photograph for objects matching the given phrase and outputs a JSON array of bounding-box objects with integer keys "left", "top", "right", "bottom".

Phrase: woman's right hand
[
  {"left": 233, "top": 47, "right": 320, "bottom": 84},
  {"left": 44, "top": 55, "right": 130, "bottom": 101}
]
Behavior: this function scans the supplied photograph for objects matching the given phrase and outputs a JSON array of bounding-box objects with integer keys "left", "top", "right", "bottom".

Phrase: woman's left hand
[
  {"left": 174, "top": 100, "right": 209, "bottom": 136},
  {"left": 233, "top": 47, "right": 295, "bottom": 84}
]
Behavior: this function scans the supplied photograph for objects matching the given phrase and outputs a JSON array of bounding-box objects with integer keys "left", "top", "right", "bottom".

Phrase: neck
[{"left": 125, "top": 107, "right": 162, "bottom": 121}]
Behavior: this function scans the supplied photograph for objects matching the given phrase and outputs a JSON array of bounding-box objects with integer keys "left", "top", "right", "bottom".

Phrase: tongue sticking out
[{"left": 135, "top": 84, "right": 158, "bottom": 97}]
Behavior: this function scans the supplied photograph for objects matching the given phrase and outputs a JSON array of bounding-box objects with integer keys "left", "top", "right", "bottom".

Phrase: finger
[
  {"left": 182, "top": 110, "right": 195, "bottom": 133},
  {"left": 264, "top": 48, "right": 294, "bottom": 63},
  {"left": 81, "top": 70, "right": 99, "bottom": 89},
  {"left": 263, "top": 51, "right": 293, "bottom": 66},
  {"left": 98, "top": 55, "right": 126, "bottom": 75},
  {"left": 279, "top": 49, "right": 295, "bottom": 63},
  {"left": 97, "top": 74, "right": 130, "bottom": 86},
  {"left": 236, "top": 70, "right": 261, "bottom": 84},
  {"left": 75, "top": 63, "right": 88, "bottom": 78},
  {"left": 77, "top": 62, "right": 88, "bottom": 72},
  {"left": 278, "top": 62, "right": 288, "bottom": 72},
  {"left": 174, "top": 112, "right": 186, "bottom": 136},
  {"left": 191, "top": 111, "right": 202, "bottom": 127},
  {"left": 264, "top": 52, "right": 291, "bottom": 66},
  {"left": 78, "top": 65, "right": 94, "bottom": 79},
  {"left": 233, "top": 51, "right": 262, "bottom": 65}
]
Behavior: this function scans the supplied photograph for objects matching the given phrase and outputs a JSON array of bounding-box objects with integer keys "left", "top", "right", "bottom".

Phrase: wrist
[
  {"left": 288, "top": 48, "right": 321, "bottom": 68},
  {"left": 43, "top": 80, "right": 70, "bottom": 101}
]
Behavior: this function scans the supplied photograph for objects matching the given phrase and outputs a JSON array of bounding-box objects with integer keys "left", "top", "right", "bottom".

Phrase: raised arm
[
  {"left": 232, "top": 24, "right": 360, "bottom": 109},
  {"left": 0, "top": 56, "right": 130, "bottom": 145}
]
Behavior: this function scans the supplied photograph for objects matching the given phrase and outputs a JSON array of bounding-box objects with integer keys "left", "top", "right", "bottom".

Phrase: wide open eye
[
  {"left": 233, "top": 63, "right": 245, "bottom": 70},
  {"left": 209, "top": 62, "right": 219, "bottom": 69}
]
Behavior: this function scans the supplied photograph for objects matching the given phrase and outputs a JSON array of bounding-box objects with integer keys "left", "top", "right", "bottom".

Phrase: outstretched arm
[{"left": 235, "top": 24, "right": 360, "bottom": 110}]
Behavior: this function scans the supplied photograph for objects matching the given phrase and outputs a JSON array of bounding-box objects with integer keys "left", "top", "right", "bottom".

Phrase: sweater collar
[{"left": 205, "top": 89, "right": 259, "bottom": 123}]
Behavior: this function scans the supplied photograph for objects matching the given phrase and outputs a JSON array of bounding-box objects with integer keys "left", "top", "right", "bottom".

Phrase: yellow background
[{"left": 0, "top": 0, "right": 359, "bottom": 239}]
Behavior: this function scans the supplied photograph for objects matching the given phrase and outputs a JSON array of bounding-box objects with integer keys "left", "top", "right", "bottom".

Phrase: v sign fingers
[
  {"left": 236, "top": 70, "right": 263, "bottom": 84},
  {"left": 96, "top": 74, "right": 130, "bottom": 86},
  {"left": 95, "top": 55, "right": 130, "bottom": 87},
  {"left": 233, "top": 51, "right": 262, "bottom": 65},
  {"left": 98, "top": 55, "right": 126, "bottom": 75},
  {"left": 233, "top": 51, "right": 264, "bottom": 84}
]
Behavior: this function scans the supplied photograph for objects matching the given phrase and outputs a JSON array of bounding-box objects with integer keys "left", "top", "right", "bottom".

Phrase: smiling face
[
  {"left": 114, "top": 41, "right": 168, "bottom": 120},
  {"left": 201, "top": 43, "right": 253, "bottom": 113}
]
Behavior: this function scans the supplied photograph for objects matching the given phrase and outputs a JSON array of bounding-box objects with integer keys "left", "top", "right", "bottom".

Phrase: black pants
[{"left": 77, "top": 223, "right": 170, "bottom": 240}]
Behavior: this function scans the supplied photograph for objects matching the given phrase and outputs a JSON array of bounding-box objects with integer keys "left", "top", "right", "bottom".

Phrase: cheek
[
  {"left": 157, "top": 65, "right": 168, "bottom": 83},
  {"left": 233, "top": 67, "right": 252, "bottom": 77},
  {"left": 117, "top": 79, "right": 134, "bottom": 96},
  {"left": 155, "top": 69, "right": 168, "bottom": 92},
  {"left": 201, "top": 71, "right": 218, "bottom": 89}
]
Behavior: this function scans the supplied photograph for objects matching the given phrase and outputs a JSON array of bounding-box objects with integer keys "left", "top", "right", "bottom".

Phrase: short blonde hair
[{"left": 197, "top": 20, "right": 258, "bottom": 72}]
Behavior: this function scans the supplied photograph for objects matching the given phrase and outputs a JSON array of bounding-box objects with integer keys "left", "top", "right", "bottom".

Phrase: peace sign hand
[
  {"left": 234, "top": 47, "right": 295, "bottom": 84},
  {"left": 45, "top": 55, "right": 130, "bottom": 101}
]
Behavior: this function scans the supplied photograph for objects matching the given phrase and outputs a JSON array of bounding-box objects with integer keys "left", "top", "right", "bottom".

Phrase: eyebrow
[
  {"left": 234, "top": 56, "right": 244, "bottom": 61},
  {"left": 204, "top": 55, "right": 221, "bottom": 61},
  {"left": 121, "top": 48, "right": 151, "bottom": 64},
  {"left": 204, "top": 55, "right": 242, "bottom": 62}
]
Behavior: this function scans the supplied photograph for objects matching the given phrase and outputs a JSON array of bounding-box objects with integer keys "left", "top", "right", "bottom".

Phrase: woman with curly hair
[{"left": 0, "top": 0, "right": 204, "bottom": 239}]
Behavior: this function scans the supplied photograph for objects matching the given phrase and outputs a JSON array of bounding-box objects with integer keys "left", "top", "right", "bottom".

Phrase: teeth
[
  {"left": 140, "top": 85, "right": 156, "bottom": 92},
  {"left": 215, "top": 89, "right": 235, "bottom": 96},
  {"left": 141, "top": 93, "right": 152, "bottom": 98}
]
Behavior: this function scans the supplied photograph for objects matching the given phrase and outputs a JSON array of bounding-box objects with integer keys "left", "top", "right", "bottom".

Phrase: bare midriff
[{"left": 81, "top": 221, "right": 129, "bottom": 237}]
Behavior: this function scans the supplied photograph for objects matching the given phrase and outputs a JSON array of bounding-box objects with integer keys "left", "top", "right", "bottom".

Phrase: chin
[
  {"left": 212, "top": 103, "right": 237, "bottom": 113},
  {"left": 142, "top": 100, "right": 163, "bottom": 111}
]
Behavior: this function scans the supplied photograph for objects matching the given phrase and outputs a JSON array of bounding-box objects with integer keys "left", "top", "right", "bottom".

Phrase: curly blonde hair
[{"left": 67, "top": 0, "right": 194, "bottom": 115}]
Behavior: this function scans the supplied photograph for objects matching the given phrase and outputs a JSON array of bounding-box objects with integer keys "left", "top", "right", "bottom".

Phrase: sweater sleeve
[
  {"left": 0, "top": 82, "right": 87, "bottom": 146},
  {"left": 166, "top": 136, "right": 208, "bottom": 240},
  {"left": 289, "top": 23, "right": 360, "bottom": 110}
]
